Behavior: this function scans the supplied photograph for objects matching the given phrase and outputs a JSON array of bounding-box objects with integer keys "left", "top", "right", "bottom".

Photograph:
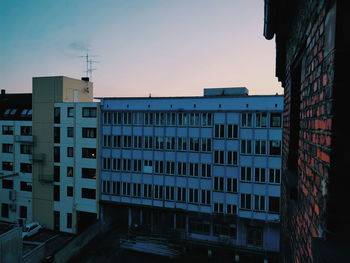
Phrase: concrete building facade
[{"left": 99, "top": 88, "right": 283, "bottom": 258}]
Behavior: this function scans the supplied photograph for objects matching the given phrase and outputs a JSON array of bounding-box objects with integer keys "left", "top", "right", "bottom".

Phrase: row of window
[
  {"left": 101, "top": 180, "right": 280, "bottom": 213},
  {"left": 54, "top": 107, "right": 97, "bottom": 123},
  {"left": 2, "top": 109, "right": 32, "bottom": 118},
  {"left": 2, "top": 143, "right": 32, "bottom": 154},
  {"left": 54, "top": 127, "right": 97, "bottom": 143},
  {"left": 53, "top": 185, "right": 96, "bottom": 201},
  {"left": 1, "top": 125, "right": 32, "bottom": 136},
  {"left": 53, "top": 147, "right": 96, "bottom": 162},
  {"left": 1, "top": 203, "right": 28, "bottom": 219},
  {"left": 2, "top": 179, "right": 32, "bottom": 191},
  {"left": 103, "top": 111, "right": 282, "bottom": 128},
  {"left": 53, "top": 166, "right": 96, "bottom": 182}
]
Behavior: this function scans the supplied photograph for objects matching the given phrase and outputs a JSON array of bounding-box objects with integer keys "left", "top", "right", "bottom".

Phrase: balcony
[{"left": 15, "top": 135, "right": 34, "bottom": 143}]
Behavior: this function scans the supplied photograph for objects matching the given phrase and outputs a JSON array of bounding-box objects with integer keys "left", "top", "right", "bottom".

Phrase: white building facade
[{"left": 99, "top": 88, "right": 283, "bottom": 256}]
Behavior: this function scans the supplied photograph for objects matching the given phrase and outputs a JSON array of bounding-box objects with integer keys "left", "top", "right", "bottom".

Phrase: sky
[{"left": 0, "top": 0, "right": 282, "bottom": 97}]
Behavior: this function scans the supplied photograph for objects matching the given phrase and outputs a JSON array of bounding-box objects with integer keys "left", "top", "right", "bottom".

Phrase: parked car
[{"left": 22, "top": 222, "right": 42, "bottom": 238}]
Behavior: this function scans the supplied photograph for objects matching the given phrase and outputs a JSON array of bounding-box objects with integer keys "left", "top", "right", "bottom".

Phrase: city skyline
[{"left": 0, "top": 0, "right": 282, "bottom": 97}]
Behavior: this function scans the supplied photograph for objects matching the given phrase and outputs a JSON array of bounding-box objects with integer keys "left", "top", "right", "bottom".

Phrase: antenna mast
[{"left": 80, "top": 49, "right": 99, "bottom": 79}]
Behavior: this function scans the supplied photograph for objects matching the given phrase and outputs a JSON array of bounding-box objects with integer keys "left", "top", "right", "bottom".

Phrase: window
[
  {"left": 144, "top": 136, "right": 153, "bottom": 149},
  {"left": 201, "top": 164, "right": 211, "bottom": 178},
  {"left": 154, "top": 185, "right": 163, "bottom": 199},
  {"left": 133, "top": 183, "right": 141, "bottom": 197},
  {"left": 201, "top": 138, "right": 212, "bottom": 152},
  {"left": 214, "top": 203, "right": 224, "bottom": 213},
  {"left": 241, "top": 167, "right": 252, "bottom": 181},
  {"left": 256, "top": 113, "right": 267, "bottom": 128},
  {"left": 54, "top": 127, "right": 60, "bottom": 143},
  {"left": 155, "top": 136, "right": 164, "bottom": 150},
  {"left": 201, "top": 113, "right": 212, "bottom": 126},
  {"left": 247, "top": 227, "right": 263, "bottom": 247},
  {"left": 123, "top": 112, "right": 132, "bottom": 125},
  {"left": 67, "top": 213, "right": 72, "bottom": 228},
  {"left": 103, "top": 112, "right": 112, "bottom": 125},
  {"left": 154, "top": 160, "right": 164, "bottom": 174},
  {"left": 268, "top": 196, "right": 280, "bottom": 213},
  {"left": 189, "top": 163, "right": 199, "bottom": 177},
  {"left": 189, "top": 219, "right": 210, "bottom": 235},
  {"left": 67, "top": 167, "right": 73, "bottom": 177},
  {"left": 20, "top": 181, "right": 32, "bottom": 191},
  {"left": 82, "top": 168, "right": 96, "bottom": 179},
  {"left": 227, "top": 124, "right": 238, "bottom": 139},
  {"left": 123, "top": 135, "right": 131, "bottom": 148},
  {"left": 123, "top": 159, "right": 131, "bottom": 172},
  {"left": 20, "top": 144, "right": 32, "bottom": 154},
  {"left": 20, "top": 206, "right": 27, "bottom": 219},
  {"left": 214, "top": 150, "right": 225, "bottom": 165},
  {"left": 82, "top": 148, "right": 96, "bottom": 158},
  {"left": 54, "top": 185, "right": 60, "bottom": 201},
  {"left": 20, "top": 163, "right": 32, "bottom": 173},
  {"left": 54, "top": 107, "right": 60, "bottom": 123},
  {"left": 67, "top": 147, "right": 74, "bottom": 157},
  {"left": 67, "top": 186, "right": 73, "bottom": 197},
  {"left": 241, "top": 139, "right": 252, "bottom": 154},
  {"left": 254, "top": 168, "right": 266, "bottom": 183},
  {"left": 189, "top": 137, "right": 199, "bottom": 151},
  {"left": 82, "top": 128, "right": 96, "bottom": 138},
  {"left": 134, "top": 136, "right": 142, "bottom": 148},
  {"left": 103, "top": 158, "right": 111, "bottom": 170},
  {"left": 189, "top": 113, "right": 200, "bottom": 127},
  {"left": 2, "top": 179, "right": 13, "bottom": 189},
  {"left": 227, "top": 204, "right": 237, "bottom": 215},
  {"left": 270, "top": 112, "right": 282, "bottom": 127},
  {"left": 102, "top": 135, "right": 110, "bottom": 147},
  {"left": 133, "top": 159, "right": 142, "bottom": 172},
  {"left": 166, "top": 136, "right": 175, "bottom": 150},
  {"left": 143, "top": 160, "right": 153, "bottom": 173},
  {"left": 20, "top": 126, "right": 32, "bottom": 136},
  {"left": 144, "top": 112, "right": 153, "bottom": 125},
  {"left": 112, "top": 158, "right": 121, "bottom": 171},
  {"left": 241, "top": 193, "right": 252, "bottom": 209},
  {"left": 165, "top": 186, "right": 175, "bottom": 201},
  {"left": 254, "top": 195, "right": 266, "bottom": 211},
  {"left": 67, "top": 107, "right": 74, "bottom": 117},
  {"left": 2, "top": 161, "right": 13, "bottom": 171},
  {"left": 201, "top": 189, "right": 211, "bottom": 205},
  {"left": 166, "top": 161, "right": 175, "bottom": 175},
  {"left": 227, "top": 151, "right": 238, "bottom": 166},
  {"left": 177, "top": 162, "right": 187, "bottom": 176},
  {"left": 155, "top": 112, "right": 165, "bottom": 126},
  {"left": 269, "top": 140, "right": 282, "bottom": 156},
  {"left": 132, "top": 112, "right": 143, "bottom": 125},
  {"left": 81, "top": 188, "right": 96, "bottom": 199},
  {"left": 227, "top": 178, "right": 237, "bottom": 193},
  {"left": 102, "top": 180, "right": 110, "bottom": 193},
  {"left": 67, "top": 127, "right": 74, "bottom": 138},
  {"left": 143, "top": 184, "right": 153, "bottom": 198},
  {"left": 255, "top": 140, "right": 267, "bottom": 155},
  {"left": 112, "top": 135, "right": 121, "bottom": 148},
  {"left": 177, "top": 187, "right": 186, "bottom": 202},
  {"left": 241, "top": 113, "right": 252, "bottom": 128},
  {"left": 82, "top": 107, "right": 97, "bottom": 118},
  {"left": 189, "top": 188, "right": 199, "bottom": 203},
  {"left": 166, "top": 112, "right": 176, "bottom": 126},
  {"left": 269, "top": 168, "right": 281, "bottom": 184},
  {"left": 2, "top": 144, "right": 13, "bottom": 153},
  {"left": 177, "top": 113, "right": 188, "bottom": 126},
  {"left": 177, "top": 137, "right": 187, "bottom": 151},
  {"left": 214, "top": 176, "right": 224, "bottom": 191},
  {"left": 1, "top": 204, "right": 9, "bottom": 218},
  {"left": 54, "top": 166, "right": 60, "bottom": 182},
  {"left": 112, "top": 112, "right": 122, "bottom": 125},
  {"left": 214, "top": 124, "right": 225, "bottom": 138},
  {"left": 2, "top": 125, "right": 13, "bottom": 135},
  {"left": 112, "top": 182, "right": 121, "bottom": 195}
]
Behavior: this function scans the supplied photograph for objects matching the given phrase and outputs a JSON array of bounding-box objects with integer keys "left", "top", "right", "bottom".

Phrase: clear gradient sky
[{"left": 0, "top": 0, "right": 282, "bottom": 97}]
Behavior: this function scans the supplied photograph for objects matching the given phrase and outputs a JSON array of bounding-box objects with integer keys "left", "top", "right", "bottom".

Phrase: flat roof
[{"left": 96, "top": 94, "right": 282, "bottom": 100}]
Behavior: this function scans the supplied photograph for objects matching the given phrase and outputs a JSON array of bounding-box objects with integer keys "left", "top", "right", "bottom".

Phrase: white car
[{"left": 22, "top": 222, "right": 42, "bottom": 239}]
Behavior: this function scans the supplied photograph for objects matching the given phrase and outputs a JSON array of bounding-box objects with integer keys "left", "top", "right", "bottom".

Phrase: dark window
[
  {"left": 20, "top": 206, "right": 27, "bottom": 218},
  {"left": 54, "top": 107, "right": 60, "bottom": 123},
  {"left": 67, "top": 167, "right": 73, "bottom": 177},
  {"left": 81, "top": 168, "right": 96, "bottom": 179},
  {"left": 82, "top": 128, "right": 96, "bottom": 138},
  {"left": 2, "top": 144, "right": 13, "bottom": 153},
  {"left": 53, "top": 185, "right": 60, "bottom": 201},
  {"left": 67, "top": 186, "right": 73, "bottom": 197},
  {"left": 270, "top": 112, "right": 282, "bottom": 127},
  {"left": 20, "top": 126, "right": 32, "bottom": 136},
  {"left": 247, "top": 227, "right": 263, "bottom": 247},
  {"left": 54, "top": 147, "right": 60, "bottom": 162},
  {"left": 67, "top": 147, "right": 73, "bottom": 157},
  {"left": 82, "top": 107, "right": 97, "bottom": 118},
  {"left": 82, "top": 148, "right": 96, "bottom": 159},
  {"left": 54, "top": 127, "right": 60, "bottom": 143},
  {"left": 269, "top": 140, "right": 282, "bottom": 156},
  {"left": 67, "top": 107, "right": 74, "bottom": 117},
  {"left": 67, "top": 127, "right": 74, "bottom": 137},
  {"left": 81, "top": 188, "right": 96, "bottom": 199},
  {"left": 20, "top": 144, "right": 32, "bottom": 154},
  {"left": 2, "top": 161, "right": 13, "bottom": 171},
  {"left": 54, "top": 211, "right": 60, "bottom": 231},
  {"left": 54, "top": 166, "right": 60, "bottom": 182},
  {"left": 20, "top": 163, "right": 32, "bottom": 173},
  {"left": 269, "top": 196, "right": 280, "bottom": 213},
  {"left": 67, "top": 213, "right": 72, "bottom": 228},
  {"left": 2, "top": 179, "right": 13, "bottom": 189},
  {"left": 2, "top": 125, "right": 13, "bottom": 135},
  {"left": 1, "top": 204, "right": 9, "bottom": 218},
  {"left": 20, "top": 181, "right": 32, "bottom": 192}
]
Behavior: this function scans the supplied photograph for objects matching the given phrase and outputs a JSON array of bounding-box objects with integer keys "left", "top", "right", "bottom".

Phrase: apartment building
[
  {"left": 31, "top": 76, "right": 99, "bottom": 234},
  {"left": 0, "top": 90, "right": 33, "bottom": 224},
  {"left": 99, "top": 88, "right": 283, "bottom": 257}
]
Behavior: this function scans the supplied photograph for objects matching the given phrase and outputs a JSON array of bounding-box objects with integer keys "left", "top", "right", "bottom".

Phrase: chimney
[
  {"left": 1, "top": 89, "right": 5, "bottom": 96},
  {"left": 81, "top": 77, "right": 89, "bottom": 82}
]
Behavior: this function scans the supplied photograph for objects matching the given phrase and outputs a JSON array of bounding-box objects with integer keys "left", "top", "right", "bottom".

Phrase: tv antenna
[{"left": 79, "top": 49, "right": 99, "bottom": 79}]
